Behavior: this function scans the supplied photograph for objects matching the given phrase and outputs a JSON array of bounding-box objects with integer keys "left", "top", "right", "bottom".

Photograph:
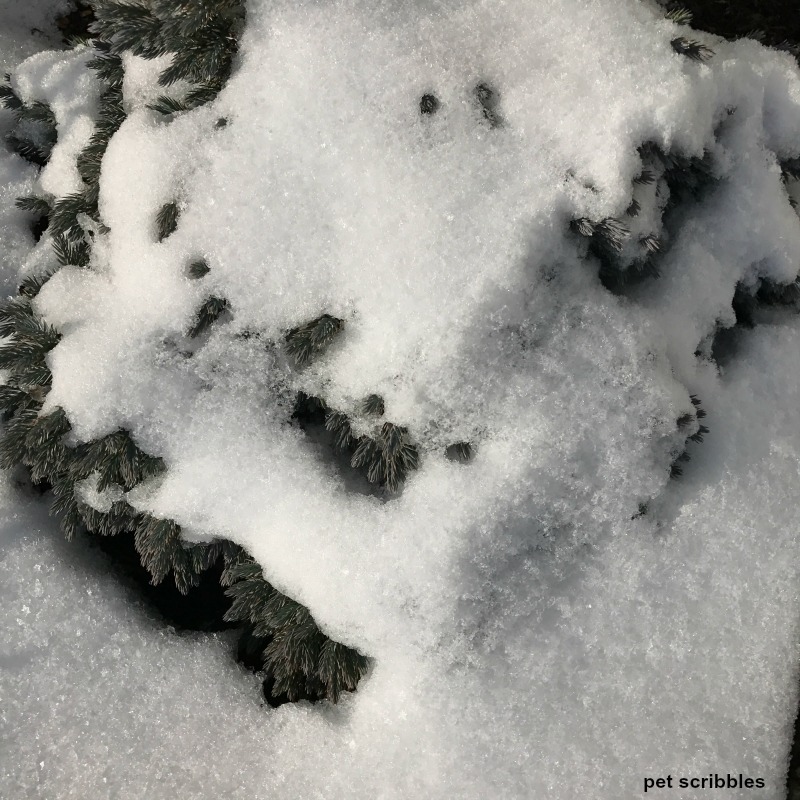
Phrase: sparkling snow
[{"left": 2, "top": 0, "right": 800, "bottom": 797}]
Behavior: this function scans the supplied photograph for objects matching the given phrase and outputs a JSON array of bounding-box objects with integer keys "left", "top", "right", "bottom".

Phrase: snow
[
  {"left": 0, "top": 0, "right": 71, "bottom": 75},
  {"left": 0, "top": 479, "right": 273, "bottom": 800},
  {"left": 1, "top": 0, "right": 800, "bottom": 797},
  {"left": 2, "top": 322, "right": 799, "bottom": 798},
  {"left": 0, "top": 142, "right": 35, "bottom": 296},
  {"left": 0, "top": 0, "right": 72, "bottom": 296},
  {"left": 12, "top": 48, "right": 102, "bottom": 199}
]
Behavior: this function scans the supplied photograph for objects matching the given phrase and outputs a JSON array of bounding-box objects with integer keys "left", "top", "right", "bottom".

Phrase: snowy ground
[{"left": 1, "top": 0, "right": 800, "bottom": 797}]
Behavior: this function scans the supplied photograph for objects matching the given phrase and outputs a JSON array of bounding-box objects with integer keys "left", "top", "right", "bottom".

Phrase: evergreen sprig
[
  {"left": 571, "top": 217, "right": 631, "bottom": 252},
  {"left": 671, "top": 394, "right": 710, "bottom": 475},
  {"left": 15, "top": 195, "right": 52, "bottom": 217},
  {"left": 157, "top": 26, "right": 234, "bottom": 87},
  {"left": 1, "top": 76, "right": 58, "bottom": 167},
  {"left": 292, "top": 391, "right": 328, "bottom": 424},
  {"left": 53, "top": 234, "right": 91, "bottom": 268},
  {"left": 0, "top": 399, "right": 44, "bottom": 472},
  {"left": 5, "top": 136, "right": 50, "bottom": 167},
  {"left": 360, "top": 394, "right": 385, "bottom": 416},
  {"left": 0, "top": 385, "right": 33, "bottom": 419},
  {"left": 187, "top": 259, "right": 211, "bottom": 279},
  {"left": 156, "top": 201, "right": 180, "bottom": 241},
  {"left": 149, "top": 83, "right": 224, "bottom": 116},
  {"left": 671, "top": 36, "right": 714, "bottom": 63},
  {"left": 148, "top": 95, "right": 192, "bottom": 115},
  {"left": 91, "top": 0, "right": 245, "bottom": 91},
  {"left": 351, "top": 422, "right": 420, "bottom": 493},
  {"left": 0, "top": 74, "right": 24, "bottom": 111},
  {"left": 91, "top": 2, "right": 167, "bottom": 58},
  {"left": 188, "top": 296, "right": 229, "bottom": 337},
  {"left": 286, "top": 314, "right": 344, "bottom": 366},
  {"left": 15, "top": 196, "right": 51, "bottom": 244},
  {"left": 69, "top": 429, "right": 166, "bottom": 492},
  {"left": 446, "top": 441, "right": 473, "bottom": 463},
  {"left": 640, "top": 234, "right": 662, "bottom": 254},
  {"left": 325, "top": 410, "right": 355, "bottom": 450},
  {"left": 0, "top": 298, "right": 61, "bottom": 388},
  {"left": 222, "top": 554, "right": 370, "bottom": 702},
  {"left": 134, "top": 513, "right": 206, "bottom": 592},
  {"left": 22, "top": 408, "right": 71, "bottom": 482},
  {"left": 80, "top": 498, "right": 137, "bottom": 537},
  {"left": 665, "top": 7, "right": 693, "bottom": 26},
  {"left": 76, "top": 62, "right": 126, "bottom": 188},
  {"left": 50, "top": 188, "right": 99, "bottom": 241},
  {"left": 639, "top": 141, "right": 716, "bottom": 208},
  {"left": 85, "top": 49, "right": 125, "bottom": 87}
]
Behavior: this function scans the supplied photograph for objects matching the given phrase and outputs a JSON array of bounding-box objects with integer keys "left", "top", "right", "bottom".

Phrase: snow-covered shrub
[
  {"left": 0, "top": 0, "right": 371, "bottom": 705},
  {"left": 1, "top": 0, "right": 800, "bottom": 792}
]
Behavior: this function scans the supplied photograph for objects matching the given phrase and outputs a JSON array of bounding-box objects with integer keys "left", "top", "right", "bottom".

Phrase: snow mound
[{"left": 2, "top": 0, "right": 800, "bottom": 796}]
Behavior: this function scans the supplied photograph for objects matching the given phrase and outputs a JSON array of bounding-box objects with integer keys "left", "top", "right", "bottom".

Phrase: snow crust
[{"left": 2, "top": 0, "right": 800, "bottom": 796}]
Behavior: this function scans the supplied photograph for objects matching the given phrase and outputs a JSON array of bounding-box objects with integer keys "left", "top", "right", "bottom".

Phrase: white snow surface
[
  {"left": 2, "top": 323, "right": 799, "bottom": 798},
  {"left": 1, "top": 0, "right": 800, "bottom": 796}
]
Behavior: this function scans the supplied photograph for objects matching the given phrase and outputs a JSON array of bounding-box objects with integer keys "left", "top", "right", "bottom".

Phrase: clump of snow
[
  {"left": 11, "top": 48, "right": 101, "bottom": 199},
  {"left": 3, "top": 0, "right": 800, "bottom": 796}
]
